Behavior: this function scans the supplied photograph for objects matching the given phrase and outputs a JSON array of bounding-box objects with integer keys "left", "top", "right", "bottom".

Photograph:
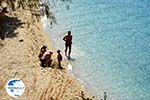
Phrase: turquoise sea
[{"left": 42, "top": 0, "right": 150, "bottom": 100}]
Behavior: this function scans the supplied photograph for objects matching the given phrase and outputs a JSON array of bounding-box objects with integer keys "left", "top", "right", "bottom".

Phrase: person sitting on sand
[
  {"left": 57, "top": 50, "right": 63, "bottom": 69},
  {"left": 63, "top": 31, "right": 72, "bottom": 58},
  {"left": 38, "top": 45, "right": 47, "bottom": 67},
  {"left": 45, "top": 50, "right": 53, "bottom": 67}
]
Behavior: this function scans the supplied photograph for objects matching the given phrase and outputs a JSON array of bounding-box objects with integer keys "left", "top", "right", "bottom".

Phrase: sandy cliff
[{"left": 0, "top": 6, "right": 93, "bottom": 100}]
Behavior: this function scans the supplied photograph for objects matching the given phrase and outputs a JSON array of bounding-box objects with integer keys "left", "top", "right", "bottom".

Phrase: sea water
[{"left": 42, "top": 0, "right": 150, "bottom": 100}]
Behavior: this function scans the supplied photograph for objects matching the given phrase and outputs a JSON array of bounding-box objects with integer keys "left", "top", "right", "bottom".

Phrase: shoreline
[
  {"left": 41, "top": 15, "right": 98, "bottom": 99},
  {"left": 0, "top": 7, "right": 93, "bottom": 100},
  {"left": 41, "top": 16, "right": 95, "bottom": 100}
]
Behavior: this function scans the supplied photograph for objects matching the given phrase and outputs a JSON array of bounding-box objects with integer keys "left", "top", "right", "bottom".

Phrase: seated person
[
  {"left": 38, "top": 45, "right": 47, "bottom": 67},
  {"left": 45, "top": 50, "right": 53, "bottom": 67}
]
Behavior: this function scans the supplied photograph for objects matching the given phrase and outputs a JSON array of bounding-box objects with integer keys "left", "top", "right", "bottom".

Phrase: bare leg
[
  {"left": 48, "top": 59, "right": 52, "bottom": 67},
  {"left": 68, "top": 45, "right": 71, "bottom": 58},
  {"left": 58, "top": 61, "right": 63, "bottom": 69},
  {"left": 65, "top": 45, "right": 68, "bottom": 57},
  {"left": 41, "top": 59, "right": 46, "bottom": 67},
  {"left": 58, "top": 61, "right": 61, "bottom": 67}
]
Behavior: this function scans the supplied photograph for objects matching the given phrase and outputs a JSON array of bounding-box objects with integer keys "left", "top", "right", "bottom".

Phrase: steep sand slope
[{"left": 0, "top": 9, "right": 93, "bottom": 100}]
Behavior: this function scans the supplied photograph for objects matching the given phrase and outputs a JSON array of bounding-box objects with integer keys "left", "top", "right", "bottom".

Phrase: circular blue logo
[{"left": 6, "top": 78, "right": 25, "bottom": 97}]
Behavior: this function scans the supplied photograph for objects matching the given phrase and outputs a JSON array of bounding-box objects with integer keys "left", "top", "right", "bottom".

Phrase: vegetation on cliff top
[{"left": 0, "top": 0, "right": 71, "bottom": 24}]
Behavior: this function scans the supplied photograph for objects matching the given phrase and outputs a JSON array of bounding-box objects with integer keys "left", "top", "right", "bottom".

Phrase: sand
[{"left": 0, "top": 7, "right": 93, "bottom": 100}]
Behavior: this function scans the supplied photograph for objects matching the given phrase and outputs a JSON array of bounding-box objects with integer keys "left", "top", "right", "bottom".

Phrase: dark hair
[
  {"left": 68, "top": 31, "right": 71, "bottom": 34},
  {"left": 57, "top": 50, "right": 61, "bottom": 53},
  {"left": 41, "top": 45, "right": 47, "bottom": 49}
]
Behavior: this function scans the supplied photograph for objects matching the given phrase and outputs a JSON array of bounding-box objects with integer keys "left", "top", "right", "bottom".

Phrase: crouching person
[
  {"left": 38, "top": 46, "right": 47, "bottom": 67},
  {"left": 45, "top": 50, "right": 53, "bottom": 67}
]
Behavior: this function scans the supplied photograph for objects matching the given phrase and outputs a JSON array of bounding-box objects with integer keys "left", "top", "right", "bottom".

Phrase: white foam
[{"left": 67, "top": 63, "right": 73, "bottom": 72}]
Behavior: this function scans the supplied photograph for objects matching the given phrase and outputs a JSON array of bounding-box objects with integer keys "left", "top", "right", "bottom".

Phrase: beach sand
[{"left": 0, "top": 8, "right": 93, "bottom": 100}]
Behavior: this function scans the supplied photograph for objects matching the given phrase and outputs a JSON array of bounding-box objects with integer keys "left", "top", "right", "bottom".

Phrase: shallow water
[{"left": 42, "top": 0, "right": 150, "bottom": 100}]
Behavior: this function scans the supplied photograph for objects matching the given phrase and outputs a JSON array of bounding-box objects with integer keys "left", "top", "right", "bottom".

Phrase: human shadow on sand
[{"left": 0, "top": 15, "right": 24, "bottom": 40}]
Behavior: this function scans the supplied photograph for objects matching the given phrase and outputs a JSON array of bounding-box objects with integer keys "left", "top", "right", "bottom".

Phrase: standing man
[
  {"left": 63, "top": 31, "right": 72, "bottom": 58},
  {"left": 104, "top": 92, "right": 107, "bottom": 100}
]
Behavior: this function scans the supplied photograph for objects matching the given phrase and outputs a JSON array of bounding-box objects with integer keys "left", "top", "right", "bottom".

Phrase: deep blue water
[{"left": 42, "top": 0, "right": 150, "bottom": 100}]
